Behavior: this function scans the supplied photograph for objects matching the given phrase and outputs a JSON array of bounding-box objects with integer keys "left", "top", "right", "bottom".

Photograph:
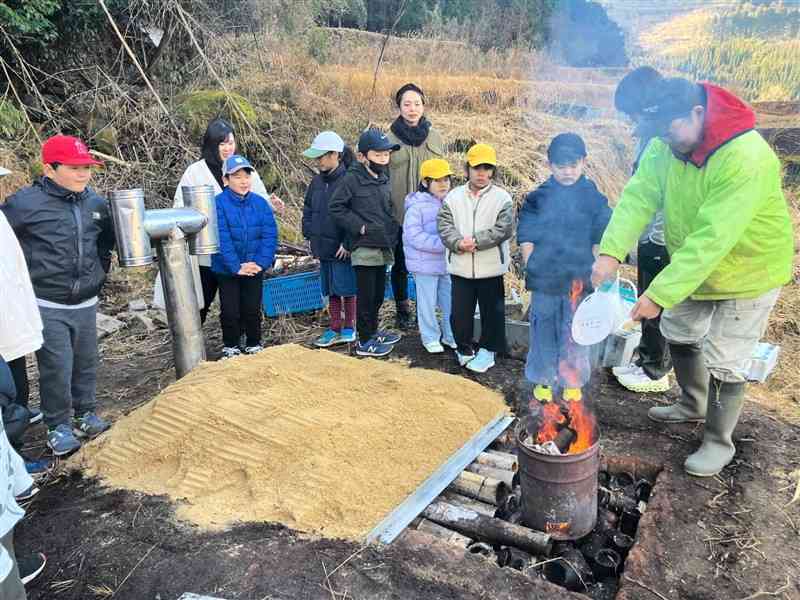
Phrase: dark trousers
[
  {"left": 199, "top": 265, "right": 219, "bottom": 324},
  {"left": 450, "top": 275, "right": 506, "bottom": 355},
  {"left": 637, "top": 241, "right": 672, "bottom": 379},
  {"left": 36, "top": 304, "right": 98, "bottom": 428},
  {"left": 355, "top": 265, "right": 387, "bottom": 343},
  {"left": 217, "top": 273, "right": 264, "bottom": 348},
  {"left": 7, "top": 357, "right": 29, "bottom": 408},
  {"left": 390, "top": 234, "right": 408, "bottom": 305}
]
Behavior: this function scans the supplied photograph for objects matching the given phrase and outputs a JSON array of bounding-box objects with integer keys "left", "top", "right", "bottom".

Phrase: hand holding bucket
[{"left": 572, "top": 277, "right": 637, "bottom": 346}]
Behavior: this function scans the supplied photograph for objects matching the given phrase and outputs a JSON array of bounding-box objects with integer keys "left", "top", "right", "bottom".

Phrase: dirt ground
[{"left": 13, "top": 296, "right": 800, "bottom": 600}]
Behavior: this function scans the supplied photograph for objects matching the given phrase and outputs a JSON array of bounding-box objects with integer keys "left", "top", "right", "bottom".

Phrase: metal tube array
[{"left": 109, "top": 186, "right": 218, "bottom": 378}]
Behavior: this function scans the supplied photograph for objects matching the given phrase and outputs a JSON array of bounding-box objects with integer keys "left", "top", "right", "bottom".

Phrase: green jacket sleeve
[
  {"left": 598, "top": 142, "right": 665, "bottom": 262},
  {"left": 645, "top": 150, "right": 769, "bottom": 310}
]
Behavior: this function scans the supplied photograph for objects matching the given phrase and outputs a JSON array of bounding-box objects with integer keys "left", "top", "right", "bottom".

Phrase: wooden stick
[
  {"left": 735, "top": 576, "right": 792, "bottom": 600},
  {"left": 97, "top": 0, "right": 182, "bottom": 138},
  {"left": 622, "top": 575, "right": 671, "bottom": 600}
]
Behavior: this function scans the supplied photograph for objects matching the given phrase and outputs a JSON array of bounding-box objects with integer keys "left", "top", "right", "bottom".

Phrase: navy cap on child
[{"left": 223, "top": 155, "right": 254, "bottom": 176}]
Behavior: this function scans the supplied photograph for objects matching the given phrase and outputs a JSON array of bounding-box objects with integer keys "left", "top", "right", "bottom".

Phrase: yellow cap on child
[
  {"left": 466, "top": 143, "right": 497, "bottom": 167},
  {"left": 420, "top": 158, "right": 454, "bottom": 181}
]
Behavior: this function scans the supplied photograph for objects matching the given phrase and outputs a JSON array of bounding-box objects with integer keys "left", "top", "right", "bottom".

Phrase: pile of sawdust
[{"left": 78, "top": 344, "right": 507, "bottom": 538}]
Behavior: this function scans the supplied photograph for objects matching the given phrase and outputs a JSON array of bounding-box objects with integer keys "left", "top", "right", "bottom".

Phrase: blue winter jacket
[
  {"left": 211, "top": 187, "right": 278, "bottom": 276},
  {"left": 517, "top": 175, "right": 611, "bottom": 294}
]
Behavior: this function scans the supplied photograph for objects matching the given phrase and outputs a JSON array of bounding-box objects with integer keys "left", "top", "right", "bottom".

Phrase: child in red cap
[{"left": 1, "top": 135, "right": 115, "bottom": 457}]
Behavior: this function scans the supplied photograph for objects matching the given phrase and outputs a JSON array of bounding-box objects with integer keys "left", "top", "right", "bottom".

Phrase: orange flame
[
  {"left": 536, "top": 402, "right": 566, "bottom": 444},
  {"left": 567, "top": 399, "right": 597, "bottom": 454},
  {"left": 569, "top": 279, "right": 584, "bottom": 310}
]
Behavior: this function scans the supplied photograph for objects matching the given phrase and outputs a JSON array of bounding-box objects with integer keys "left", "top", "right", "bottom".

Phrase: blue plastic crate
[
  {"left": 262, "top": 270, "right": 325, "bottom": 317},
  {"left": 384, "top": 273, "right": 417, "bottom": 301}
]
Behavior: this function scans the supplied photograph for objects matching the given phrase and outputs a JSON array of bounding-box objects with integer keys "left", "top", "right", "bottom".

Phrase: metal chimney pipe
[
  {"left": 109, "top": 189, "right": 153, "bottom": 267},
  {"left": 155, "top": 228, "right": 206, "bottom": 378},
  {"left": 182, "top": 185, "right": 219, "bottom": 255},
  {"left": 108, "top": 187, "right": 219, "bottom": 379}
]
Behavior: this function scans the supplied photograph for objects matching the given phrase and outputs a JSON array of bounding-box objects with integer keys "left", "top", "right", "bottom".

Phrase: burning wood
[{"left": 521, "top": 395, "right": 598, "bottom": 456}]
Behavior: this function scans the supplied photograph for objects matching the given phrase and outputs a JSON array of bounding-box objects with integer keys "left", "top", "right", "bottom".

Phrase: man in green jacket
[{"left": 592, "top": 76, "right": 793, "bottom": 477}]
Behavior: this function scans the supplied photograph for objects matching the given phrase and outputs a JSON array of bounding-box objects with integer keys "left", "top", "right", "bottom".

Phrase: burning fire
[
  {"left": 536, "top": 402, "right": 566, "bottom": 444},
  {"left": 529, "top": 278, "right": 598, "bottom": 455},
  {"left": 567, "top": 400, "right": 596, "bottom": 454}
]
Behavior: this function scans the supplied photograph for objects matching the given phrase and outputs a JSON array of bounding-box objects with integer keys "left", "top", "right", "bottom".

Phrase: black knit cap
[
  {"left": 614, "top": 66, "right": 663, "bottom": 116},
  {"left": 547, "top": 133, "right": 587, "bottom": 164},
  {"left": 395, "top": 83, "right": 425, "bottom": 107}
]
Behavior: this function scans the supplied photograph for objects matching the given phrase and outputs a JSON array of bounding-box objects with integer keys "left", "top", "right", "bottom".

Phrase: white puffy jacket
[{"left": 0, "top": 211, "right": 43, "bottom": 362}]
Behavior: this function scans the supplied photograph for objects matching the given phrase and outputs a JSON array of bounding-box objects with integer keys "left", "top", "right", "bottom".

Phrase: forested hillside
[{"left": 632, "top": 1, "right": 800, "bottom": 101}]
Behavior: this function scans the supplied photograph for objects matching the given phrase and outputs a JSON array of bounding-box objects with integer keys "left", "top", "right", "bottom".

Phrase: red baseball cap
[{"left": 41, "top": 135, "right": 103, "bottom": 166}]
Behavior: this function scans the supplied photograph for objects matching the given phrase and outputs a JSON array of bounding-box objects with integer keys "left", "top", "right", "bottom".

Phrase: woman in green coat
[{"left": 386, "top": 83, "right": 445, "bottom": 329}]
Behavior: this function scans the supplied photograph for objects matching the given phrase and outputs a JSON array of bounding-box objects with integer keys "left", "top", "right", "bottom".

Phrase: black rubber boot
[{"left": 648, "top": 343, "right": 708, "bottom": 423}]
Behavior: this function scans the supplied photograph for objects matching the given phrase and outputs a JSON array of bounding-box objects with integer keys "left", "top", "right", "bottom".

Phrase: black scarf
[{"left": 390, "top": 116, "right": 431, "bottom": 147}]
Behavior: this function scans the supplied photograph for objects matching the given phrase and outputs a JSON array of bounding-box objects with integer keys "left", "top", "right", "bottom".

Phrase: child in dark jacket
[
  {"left": 212, "top": 155, "right": 278, "bottom": 359},
  {"left": 330, "top": 129, "right": 401, "bottom": 358},
  {"left": 1, "top": 135, "right": 115, "bottom": 457},
  {"left": 517, "top": 133, "right": 611, "bottom": 404},
  {"left": 301, "top": 132, "right": 358, "bottom": 347}
]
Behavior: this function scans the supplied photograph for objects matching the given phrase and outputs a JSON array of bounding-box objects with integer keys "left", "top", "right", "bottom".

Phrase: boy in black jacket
[
  {"left": 517, "top": 133, "right": 611, "bottom": 404},
  {"left": 1, "top": 135, "right": 115, "bottom": 456},
  {"left": 330, "top": 129, "right": 402, "bottom": 358}
]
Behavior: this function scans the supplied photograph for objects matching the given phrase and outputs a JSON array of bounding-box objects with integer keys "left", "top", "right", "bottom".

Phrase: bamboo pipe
[
  {"left": 448, "top": 471, "right": 507, "bottom": 506},
  {"left": 476, "top": 451, "right": 518, "bottom": 472},
  {"left": 411, "top": 517, "right": 472, "bottom": 548},
  {"left": 439, "top": 491, "right": 498, "bottom": 518},
  {"left": 465, "top": 462, "right": 518, "bottom": 489},
  {"left": 422, "top": 500, "right": 553, "bottom": 556}
]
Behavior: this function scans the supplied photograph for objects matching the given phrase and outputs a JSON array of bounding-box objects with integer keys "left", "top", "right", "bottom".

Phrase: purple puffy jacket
[{"left": 402, "top": 191, "right": 447, "bottom": 276}]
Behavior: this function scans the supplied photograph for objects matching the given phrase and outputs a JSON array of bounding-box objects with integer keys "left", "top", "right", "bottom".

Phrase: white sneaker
[
  {"left": 617, "top": 367, "right": 671, "bottom": 393},
  {"left": 423, "top": 341, "right": 445, "bottom": 354},
  {"left": 612, "top": 363, "right": 639, "bottom": 378},
  {"left": 442, "top": 338, "right": 458, "bottom": 350},
  {"left": 221, "top": 347, "right": 242, "bottom": 360},
  {"left": 466, "top": 348, "right": 495, "bottom": 373}
]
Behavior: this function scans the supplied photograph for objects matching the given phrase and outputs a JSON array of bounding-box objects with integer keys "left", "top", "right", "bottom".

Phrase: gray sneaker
[
  {"left": 47, "top": 424, "right": 81, "bottom": 456},
  {"left": 73, "top": 412, "right": 111, "bottom": 439}
]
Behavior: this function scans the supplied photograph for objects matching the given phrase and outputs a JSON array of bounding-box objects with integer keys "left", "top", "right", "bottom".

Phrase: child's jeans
[
  {"left": 217, "top": 272, "right": 264, "bottom": 348},
  {"left": 525, "top": 290, "right": 590, "bottom": 388},
  {"left": 354, "top": 266, "right": 386, "bottom": 343},
  {"left": 36, "top": 304, "right": 98, "bottom": 429},
  {"left": 413, "top": 273, "right": 455, "bottom": 346},
  {"left": 450, "top": 275, "right": 506, "bottom": 355}
]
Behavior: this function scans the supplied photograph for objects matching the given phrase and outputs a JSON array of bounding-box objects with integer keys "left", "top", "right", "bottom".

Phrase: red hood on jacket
[{"left": 689, "top": 83, "right": 756, "bottom": 167}]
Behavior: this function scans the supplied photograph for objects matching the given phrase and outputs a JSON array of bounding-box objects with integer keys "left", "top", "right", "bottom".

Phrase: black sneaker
[{"left": 18, "top": 552, "right": 46, "bottom": 585}]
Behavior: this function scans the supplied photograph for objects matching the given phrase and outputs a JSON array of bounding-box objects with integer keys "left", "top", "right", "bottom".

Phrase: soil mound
[{"left": 78, "top": 344, "right": 507, "bottom": 538}]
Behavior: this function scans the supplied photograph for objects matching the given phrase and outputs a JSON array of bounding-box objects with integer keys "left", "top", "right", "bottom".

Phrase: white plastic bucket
[{"left": 572, "top": 278, "right": 636, "bottom": 346}]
